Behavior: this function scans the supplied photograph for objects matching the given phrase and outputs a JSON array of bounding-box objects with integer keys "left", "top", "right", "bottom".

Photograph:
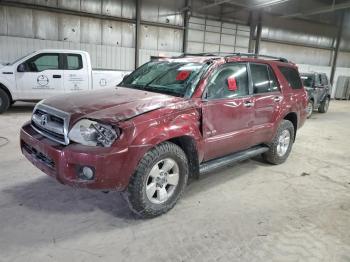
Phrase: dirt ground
[{"left": 0, "top": 100, "right": 349, "bottom": 262}]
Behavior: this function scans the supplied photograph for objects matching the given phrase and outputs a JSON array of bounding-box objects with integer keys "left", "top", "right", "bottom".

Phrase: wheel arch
[
  {"left": 283, "top": 112, "right": 298, "bottom": 141},
  {"left": 168, "top": 135, "right": 200, "bottom": 180},
  {"left": 0, "top": 82, "right": 13, "bottom": 103}
]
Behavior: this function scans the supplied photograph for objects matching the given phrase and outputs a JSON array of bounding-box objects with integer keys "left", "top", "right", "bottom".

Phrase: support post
[
  {"left": 254, "top": 13, "right": 262, "bottom": 55},
  {"left": 183, "top": 0, "right": 190, "bottom": 53},
  {"left": 248, "top": 11, "right": 255, "bottom": 53},
  {"left": 330, "top": 11, "right": 344, "bottom": 85},
  {"left": 135, "top": 0, "right": 141, "bottom": 69}
]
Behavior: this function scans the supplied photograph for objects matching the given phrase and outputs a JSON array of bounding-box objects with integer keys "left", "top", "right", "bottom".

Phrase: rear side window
[
  {"left": 278, "top": 66, "right": 302, "bottom": 89},
  {"left": 66, "top": 54, "right": 83, "bottom": 70},
  {"left": 250, "top": 63, "right": 279, "bottom": 94}
]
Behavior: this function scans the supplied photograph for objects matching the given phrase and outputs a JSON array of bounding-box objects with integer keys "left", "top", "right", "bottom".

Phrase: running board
[{"left": 199, "top": 145, "right": 269, "bottom": 175}]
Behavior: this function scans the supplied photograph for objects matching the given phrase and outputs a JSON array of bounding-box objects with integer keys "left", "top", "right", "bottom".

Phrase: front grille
[
  {"left": 31, "top": 104, "right": 70, "bottom": 145},
  {"left": 31, "top": 121, "right": 65, "bottom": 141},
  {"left": 22, "top": 142, "right": 55, "bottom": 169}
]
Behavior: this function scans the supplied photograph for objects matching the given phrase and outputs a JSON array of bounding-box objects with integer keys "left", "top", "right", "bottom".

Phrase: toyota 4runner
[{"left": 20, "top": 53, "right": 308, "bottom": 218}]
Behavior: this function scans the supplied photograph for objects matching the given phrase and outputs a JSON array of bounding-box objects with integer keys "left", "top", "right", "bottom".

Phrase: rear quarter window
[{"left": 278, "top": 66, "right": 303, "bottom": 89}]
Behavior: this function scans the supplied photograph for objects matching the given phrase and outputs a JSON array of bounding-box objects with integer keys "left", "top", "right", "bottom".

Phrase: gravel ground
[{"left": 0, "top": 100, "right": 350, "bottom": 262}]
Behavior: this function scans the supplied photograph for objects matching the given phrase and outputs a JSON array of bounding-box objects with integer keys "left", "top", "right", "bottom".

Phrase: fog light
[{"left": 79, "top": 166, "right": 95, "bottom": 180}]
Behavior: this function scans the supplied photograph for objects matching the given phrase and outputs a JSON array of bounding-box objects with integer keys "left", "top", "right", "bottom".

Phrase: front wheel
[
  {"left": 0, "top": 88, "right": 10, "bottom": 114},
  {"left": 126, "top": 142, "right": 189, "bottom": 218},
  {"left": 318, "top": 97, "right": 330, "bottom": 113},
  {"left": 307, "top": 100, "right": 313, "bottom": 118},
  {"left": 263, "top": 120, "right": 295, "bottom": 165}
]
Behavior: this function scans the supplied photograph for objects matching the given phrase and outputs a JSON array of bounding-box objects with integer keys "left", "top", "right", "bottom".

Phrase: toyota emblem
[{"left": 40, "top": 114, "right": 48, "bottom": 126}]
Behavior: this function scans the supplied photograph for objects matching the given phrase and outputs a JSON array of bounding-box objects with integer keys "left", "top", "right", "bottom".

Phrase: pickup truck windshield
[{"left": 120, "top": 61, "right": 206, "bottom": 97}]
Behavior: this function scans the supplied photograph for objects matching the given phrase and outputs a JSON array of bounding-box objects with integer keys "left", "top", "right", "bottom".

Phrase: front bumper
[{"left": 20, "top": 122, "right": 134, "bottom": 190}]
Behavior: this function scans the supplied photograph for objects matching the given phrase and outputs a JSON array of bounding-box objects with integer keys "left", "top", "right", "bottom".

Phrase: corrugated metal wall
[
  {"left": 0, "top": 0, "right": 349, "bottom": 81},
  {"left": 187, "top": 16, "right": 250, "bottom": 53},
  {"left": 0, "top": 4, "right": 136, "bottom": 69}
]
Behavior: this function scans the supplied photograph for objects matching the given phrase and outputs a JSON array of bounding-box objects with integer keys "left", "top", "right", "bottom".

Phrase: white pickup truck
[{"left": 0, "top": 49, "right": 130, "bottom": 113}]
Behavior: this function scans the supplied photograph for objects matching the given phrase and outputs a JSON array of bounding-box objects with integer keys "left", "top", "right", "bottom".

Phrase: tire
[
  {"left": 126, "top": 142, "right": 189, "bottom": 218},
  {"left": 318, "top": 97, "right": 330, "bottom": 113},
  {"left": 0, "top": 88, "right": 10, "bottom": 114},
  {"left": 263, "top": 120, "right": 295, "bottom": 165},
  {"left": 306, "top": 100, "right": 313, "bottom": 118}
]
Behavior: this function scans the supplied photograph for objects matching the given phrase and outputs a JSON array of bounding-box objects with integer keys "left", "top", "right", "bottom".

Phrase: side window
[
  {"left": 207, "top": 63, "right": 249, "bottom": 99},
  {"left": 251, "top": 63, "right": 276, "bottom": 94},
  {"left": 321, "top": 74, "right": 328, "bottom": 86},
  {"left": 26, "top": 54, "right": 59, "bottom": 72},
  {"left": 268, "top": 65, "right": 279, "bottom": 92},
  {"left": 67, "top": 54, "right": 83, "bottom": 70},
  {"left": 278, "top": 66, "right": 303, "bottom": 89}
]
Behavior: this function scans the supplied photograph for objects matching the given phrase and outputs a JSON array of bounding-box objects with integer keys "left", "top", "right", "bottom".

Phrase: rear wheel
[
  {"left": 307, "top": 100, "right": 313, "bottom": 118},
  {"left": 318, "top": 97, "right": 330, "bottom": 113},
  {"left": 0, "top": 88, "right": 10, "bottom": 114},
  {"left": 126, "top": 142, "right": 188, "bottom": 218},
  {"left": 263, "top": 120, "right": 295, "bottom": 165}
]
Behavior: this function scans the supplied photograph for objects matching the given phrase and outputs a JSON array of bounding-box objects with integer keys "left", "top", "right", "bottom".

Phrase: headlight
[{"left": 68, "top": 119, "right": 119, "bottom": 147}]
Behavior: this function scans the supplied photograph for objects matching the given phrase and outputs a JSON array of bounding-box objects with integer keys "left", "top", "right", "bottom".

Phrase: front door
[
  {"left": 15, "top": 53, "right": 64, "bottom": 99},
  {"left": 250, "top": 63, "right": 282, "bottom": 144},
  {"left": 202, "top": 63, "right": 255, "bottom": 161}
]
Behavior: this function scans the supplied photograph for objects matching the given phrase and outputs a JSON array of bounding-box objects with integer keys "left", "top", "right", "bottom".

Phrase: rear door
[
  {"left": 202, "top": 62, "right": 255, "bottom": 161},
  {"left": 15, "top": 53, "right": 64, "bottom": 99},
  {"left": 250, "top": 63, "right": 282, "bottom": 145},
  {"left": 62, "top": 53, "right": 89, "bottom": 93}
]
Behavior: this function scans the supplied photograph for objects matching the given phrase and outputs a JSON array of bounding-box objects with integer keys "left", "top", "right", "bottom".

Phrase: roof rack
[
  {"left": 182, "top": 52, "right": 289, "bottom": 63},
  {"left": 150, "top": 52, "right": 289, "bottom": 63}
]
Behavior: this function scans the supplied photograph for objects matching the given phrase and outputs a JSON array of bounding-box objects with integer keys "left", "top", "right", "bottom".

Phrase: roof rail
[
  {"left": 227, "top": 52, "right": 289, "bottom": 63},
  {"left": 151, "top": 52, "right": 289, "bottom": 63},
  {"left": 182, "top": 52, "right": 289, "bottom": 63}
]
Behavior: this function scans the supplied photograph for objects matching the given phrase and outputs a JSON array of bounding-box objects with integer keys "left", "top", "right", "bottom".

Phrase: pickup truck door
[
  {"left": 62, "top": 53, "right": 90, "bottom": 93},
  {"left": 15, "top": 53, "right": 64, "bottom": 99},
  {"left": 202, "top": 63, "right": 255, "bottom": 161},
  {"left": 249, "top": 63, "right": 282, "bottom": 145}
]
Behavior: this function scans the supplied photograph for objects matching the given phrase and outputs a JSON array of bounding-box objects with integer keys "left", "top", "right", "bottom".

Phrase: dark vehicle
[
  {"left": 301, "top": 72, "right": 331, "bottom": 118},
  {"left": 20, "top": 53, "right": 308, "bottom": 218}
]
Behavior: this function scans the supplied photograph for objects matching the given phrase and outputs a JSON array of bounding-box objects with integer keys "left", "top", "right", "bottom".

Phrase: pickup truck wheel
[
  {"left": 0, "top": 89, "right": 10, "bottom": 114},
  {"left": 318, "top": 97, "right": 330, "bottom": 113},
  {"left": 126, "top": 142, "right": 189, "bottom": 218},
  {"left": 307, "top": 100, "right": 313, "bottom": 118},
  {"left": 263, "top": 120, "right": 295, "bottom": 165}
]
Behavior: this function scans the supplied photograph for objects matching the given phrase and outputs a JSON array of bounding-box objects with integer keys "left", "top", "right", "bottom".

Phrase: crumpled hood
[{"left": 42, "top": 87, "right": 183, "bottom": 123}]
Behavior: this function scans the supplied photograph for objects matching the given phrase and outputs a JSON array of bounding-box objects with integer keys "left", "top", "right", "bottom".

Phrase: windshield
[
  {"left": 301, "top": 74, "right": 314, "bottom": 87},
  {"left": 119, "top": 61, "right": 208, "bottom": 97}
]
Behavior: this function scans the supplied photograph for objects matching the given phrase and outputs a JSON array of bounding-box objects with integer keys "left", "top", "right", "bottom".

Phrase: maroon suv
[{"left": 20, "top": 53, "right": 308, "bottom": 217}]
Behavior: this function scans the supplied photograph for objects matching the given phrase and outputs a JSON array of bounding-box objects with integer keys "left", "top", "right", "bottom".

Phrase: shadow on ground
[
  {"left": 3, "top": 158, "right": 263, "bottom": 218},
  {"left": 6, "top": 102, "right": 36, "bottom": 114}
]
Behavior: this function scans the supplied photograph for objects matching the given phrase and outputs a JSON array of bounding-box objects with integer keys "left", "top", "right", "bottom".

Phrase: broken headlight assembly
[{"left": 68, "top": 119, "right": 120, "bottom": 147}]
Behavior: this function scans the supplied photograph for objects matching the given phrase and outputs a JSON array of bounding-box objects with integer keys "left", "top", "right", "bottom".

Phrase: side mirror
[
  {"left": 17, "top": 63, "right": 26, "bottom": 72},
  {"left": 227, "top": 76, "right": 238, "bottom": 91}
]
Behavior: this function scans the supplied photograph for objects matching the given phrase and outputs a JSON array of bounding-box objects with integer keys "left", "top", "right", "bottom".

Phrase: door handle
[
  {"left": 243, "top": 101, "right": 254, "bottom": 107},
  {"left": 273, "top": 96, "right": 282, "bottom": 102},
  {"left": 53, "top": 74, "right": 61, "bottom": 78}
]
